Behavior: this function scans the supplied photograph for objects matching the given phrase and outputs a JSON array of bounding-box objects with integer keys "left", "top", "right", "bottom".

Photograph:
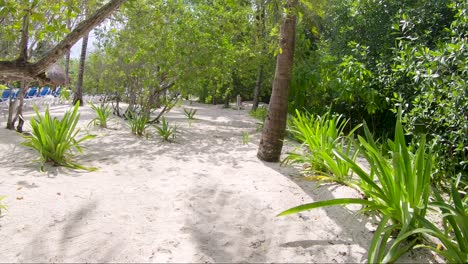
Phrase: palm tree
[
  {"left": 257, "top": 0, "right": 298, "bottom": 162},
  {"left": 73, "top": 32, "right": 89, "bottom": 106}
]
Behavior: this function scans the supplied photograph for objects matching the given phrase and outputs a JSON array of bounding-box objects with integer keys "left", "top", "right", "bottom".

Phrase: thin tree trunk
[
  {"left": 15, "top": 80, "right": 29, "bottom": 133},
  {"left": 73, "top": 32, "right": 89, "bottom": 106},
  {"left": 252, "top": 0, "right": 266, "bottom": 111},
  {"left": 6, "top": 84, "right": 17, "bottom": 130},
  {"left": 252, "top": 66, "right": 264, "bottom": 111},
  {"left": 257, "top": 0, "right": 298, "bottom": 162},
  {"left": 65, "top": 18, "right": 71, "bottom": 86}
]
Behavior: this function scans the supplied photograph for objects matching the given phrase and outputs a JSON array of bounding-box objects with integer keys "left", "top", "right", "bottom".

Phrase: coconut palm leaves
[{"left": 22, "top": 103, "right": 96, "bottom": 171}]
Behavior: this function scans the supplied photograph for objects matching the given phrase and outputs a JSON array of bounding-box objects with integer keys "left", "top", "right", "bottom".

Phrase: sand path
[{"left": 0, "top": 102, "right": 431, "bottom": 262}]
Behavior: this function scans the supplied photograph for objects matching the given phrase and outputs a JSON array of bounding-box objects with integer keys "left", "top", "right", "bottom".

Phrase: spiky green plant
[
  {"left": 154, "top": 117, "right": 177, "bottom": 142},
  {"left": 88, "top": 102, "right": 112, "bottom": 128},
  {"left": 284, "top": 109, "right": 361, "bottom": 185},
  {"left": 125, "top": 111, "right": 151, "bottom": 137},
  {"left": 410, "top": 183, "right": 468, "bottom": 263},
  {"left": 22, "top": 103, "right": 96, "bottom": 171},
  {"left": 183, "top": 108, "right": 197, "bottom": 119},
  {"left": 278, "top": 108, "right": 433, "bottom": 263}
]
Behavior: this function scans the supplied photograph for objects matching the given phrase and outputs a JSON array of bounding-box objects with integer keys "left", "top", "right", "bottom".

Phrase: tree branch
[{"left": 0, "top": 0, "right": 127, "bottom": 81}]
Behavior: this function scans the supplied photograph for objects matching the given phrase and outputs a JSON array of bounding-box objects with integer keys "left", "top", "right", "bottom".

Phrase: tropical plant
[
  {"left": 125, "top": 111, "right": 151, "bottom": 137},
  {"left": 88, "top": 102, "right": 112, "bottom": 128},
  {"left": 154, "top": 117, "right": 177, "bottom": 142},
  {"left": 278, "top": 108, "right": 434, "bottom": 263},
  {"left": 183, "top": 108, "right": 197, "bottom": 119},
  {"left": 284, "top": 109, "right": 361, "bottom": 185},
  {"left": 0, "top": 196, "right": 7, "bottom": 215},
  {"left": 413, "top": 183, "right": 468, "bottom": 263},
  {"left": 22, "top": 103, "right": 96, "bottom": 171}
]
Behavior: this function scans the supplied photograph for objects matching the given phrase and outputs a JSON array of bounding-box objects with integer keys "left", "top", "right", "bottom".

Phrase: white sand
[{"left": 0, "top": 102, "right": 435, "bottom": 263}]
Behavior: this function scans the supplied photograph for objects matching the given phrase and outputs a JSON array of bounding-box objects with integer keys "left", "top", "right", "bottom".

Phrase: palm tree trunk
[
  {"left": 73, "top": 32, "right": 89, "bottom": 106},
  {"left": 257, "top": 0, "right": 298, "bottom": 162}
]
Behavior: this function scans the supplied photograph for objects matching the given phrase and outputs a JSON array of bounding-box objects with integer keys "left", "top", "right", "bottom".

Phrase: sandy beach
[{"left": 0, "top": 101, "right": 434, "bottom": 263}]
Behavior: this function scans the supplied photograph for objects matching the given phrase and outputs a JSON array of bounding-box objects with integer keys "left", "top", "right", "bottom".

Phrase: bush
[
  {"left": 88, "top": 102, "right": 112, "bottom": 128},
  {"left": 284, "top": 109, "right": 361, "bottom": 186},
  {"left": 22, "top": 103, "right": 96, "bottom": 171},
  {"left": 279, "top": 108, "right": 434, "bottom": 263}
]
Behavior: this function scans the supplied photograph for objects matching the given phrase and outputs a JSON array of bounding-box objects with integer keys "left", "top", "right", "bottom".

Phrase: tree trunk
[
  {"left": 73, "top": 32, "right": 89, "bottom": 106},
  {"left": 252, "top": 66, "right": 264, "bottom": 111},
  {"left": 65, "top": 51, "right": 71, "bottom": 85},
  {"left": 65, "top": 19, "right": 71, "bottom": 85},
  {"left": 15, "top": 80, "right": 29, "bottom": 133},
  {"left": 252, "top": 0, "right": 266, "bottom": 111},
  {"left": 257, "top": 0, "right": 298, "bottom": 162},
  {"left": 6, "top": 84, "right": 16, "bottom": 130}
]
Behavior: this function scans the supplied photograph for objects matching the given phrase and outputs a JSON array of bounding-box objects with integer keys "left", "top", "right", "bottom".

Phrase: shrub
[
  {"left": 22, "top": 103, "right": 96, "bottom": 171},
  {"left": 88, "top": 102, "right": 112, "bottom": 128},
  {"left": 284, "top": 109, "right": 361, "bottom": 186},
  {"left": 154, "top": 117, "right": 177, "bottom": 142},
  {"left": 278, "top": 108, "right": 434, "bottom": 263},
  {"left": 183, "top": 108, "right": 197, "bottom": 119}
]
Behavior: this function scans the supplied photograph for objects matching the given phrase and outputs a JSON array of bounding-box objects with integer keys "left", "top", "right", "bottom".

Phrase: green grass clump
[
  {"left": 88, "top": 102, "right": 112, "bottom": 128},
  {"left": 22, "top": 103, "right": 96, "bottom": 171}
]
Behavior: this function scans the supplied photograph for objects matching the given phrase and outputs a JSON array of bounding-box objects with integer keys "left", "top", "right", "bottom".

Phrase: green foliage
[
  {"left": 125, "top": 111, "right": 151, "bottom": 137},
  {"left": 416, "top": 183, "right": 468, "bottom": 263},
  {"left": 204, "top": 95, "right": 213, "bottom": 105},
  {"left": 284, "top": 109, "right": 361, "bottom": 185},
  {"left": 394, "top": 3, "right": 468, "bottom": 186},
  {"left": 242, "top": 131, "right": 249, "bottom": 145},
  {"left": 0, "top": 196, "right": 7, "bottom": 215},
  {"left": 22, "top": 103, "right": 96, "bottom": 171},
  {"left": 249, "top": 106, "right": 268, "bottom": 131},
  {"left": 88, "top": 102, "right": 112, "bottom": 128},
  {"left": 279, "top": 109, "right": 434, "bottom": 263},
  {"left": 154, "top": 117, "right": 177, "bottom": 142},
  {"left": 183, "top": 108, "right": 197, "bottom": 120}
]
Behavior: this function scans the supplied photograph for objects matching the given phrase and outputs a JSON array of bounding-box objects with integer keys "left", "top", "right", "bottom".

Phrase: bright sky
[{"left": 70, "top": 30, "right": 97, "bottom": 59}]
